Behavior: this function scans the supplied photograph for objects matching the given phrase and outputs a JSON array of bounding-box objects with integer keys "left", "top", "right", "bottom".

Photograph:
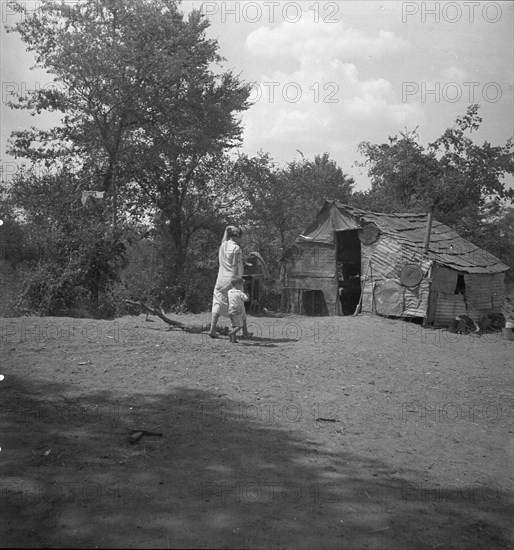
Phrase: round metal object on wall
[
  {"left": 400, "top": 264, "right": 424, "bottom": 287},
  {"left": 358, "top": 222, "right": 380, "bottom": 244}
]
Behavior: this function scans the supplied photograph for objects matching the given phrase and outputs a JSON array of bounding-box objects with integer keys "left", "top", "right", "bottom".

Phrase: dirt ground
[{"left": 0, "top": 312, "right": 513, "bottom": 549}]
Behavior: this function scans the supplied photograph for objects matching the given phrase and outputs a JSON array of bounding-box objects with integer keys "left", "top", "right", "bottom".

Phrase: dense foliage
[
  {"left": 351, "top": 105, "right": 514, "bottom": 281},
  {"left": 2, "top": 0, "right": 250, "bottom": 316}
]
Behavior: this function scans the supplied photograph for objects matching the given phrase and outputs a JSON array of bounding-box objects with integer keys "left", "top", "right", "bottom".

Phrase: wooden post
[{"left": 423, "top": 203, "right": 435, "bottom": 255}]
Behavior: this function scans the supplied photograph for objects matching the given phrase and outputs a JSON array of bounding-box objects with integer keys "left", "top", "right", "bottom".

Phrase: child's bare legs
[
  {"left": 229, "top": 314, "right": 241, "bottom": 343},
  {"left": 229, "top": 326, "right": 241, "bottom": 343},
  {"left": 229, "top": 328, "right": 240, "bottom": 343},
  {"left": 241, "top": 312, "right": 253, "bottom": 339}
]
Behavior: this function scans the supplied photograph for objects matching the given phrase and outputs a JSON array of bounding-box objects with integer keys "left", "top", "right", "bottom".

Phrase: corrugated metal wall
[
  {"left": 430, "top": 267, "right": 505, "bottom": 326},
  {"left": 434, "top": 292, "right": 467, "bottom": 326},
  {"left": 360, "top": 237, "right": 431, "bottom": 318},
  {"left": 404, "top": 276, "right": 431, "bottom": 317},
  {"left": 361, "top": 237, "right": 402, "bottom": 278},
  {"left": 464, "top": 273, "right": 504, "bottom": 310}
]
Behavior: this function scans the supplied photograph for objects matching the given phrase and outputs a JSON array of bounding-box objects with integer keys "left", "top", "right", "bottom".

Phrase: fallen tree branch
[
  {"left": 124, "top": 299, "right": 224, "bottom": 334},
  {"left": 124, "top": 300, "right": 187, "bottom": 328}
]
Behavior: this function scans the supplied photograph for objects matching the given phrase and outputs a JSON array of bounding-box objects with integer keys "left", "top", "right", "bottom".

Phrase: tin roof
[{"left": 298, "top": 201, "right": 509, "bottom": 274}]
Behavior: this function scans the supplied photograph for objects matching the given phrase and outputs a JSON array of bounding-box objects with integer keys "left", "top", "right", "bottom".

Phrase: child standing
[{"left": 228, "top": 276, "right": 249, "bottom": 343}]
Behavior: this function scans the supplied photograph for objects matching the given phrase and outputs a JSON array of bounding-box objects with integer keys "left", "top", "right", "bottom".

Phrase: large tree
[
  {"left": 6, "top": 0, "right": 251, "bottom": 304},
  {"left": 427, "top": 105, "right": 514, "bottom": 236},
  {"left": 353, "top": 129, "right": 440, "bottom": 213},
  {"left": 354, "top": 105, "right": 513, "bottom": 233},
  {"left": 237, "top": 152, "right": 354, "bottom": 255}
]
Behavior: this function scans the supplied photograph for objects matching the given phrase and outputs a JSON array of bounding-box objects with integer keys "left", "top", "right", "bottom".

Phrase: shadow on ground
[{"left": 1, "top": 374, "right": 512, "bottom": 549}]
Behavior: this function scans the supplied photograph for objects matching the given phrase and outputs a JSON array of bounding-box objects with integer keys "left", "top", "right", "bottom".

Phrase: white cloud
[
  {"left": 239, "top": 15, "right": 425, "bottom": 190},
  {"left": 242, "top": 18, "right": 420, "bottom": 154},
  {"left": 246, "top": 19, "right": 408, "bottom": 64},
  {"left": 242, "top": 59, "right": 424, "bottom": 161},
  {"left": 440, "top": 66, "right": 468, "bottom": 81},
  {"left": 246, "top": 52, "right": 423, "bottom": 128}
]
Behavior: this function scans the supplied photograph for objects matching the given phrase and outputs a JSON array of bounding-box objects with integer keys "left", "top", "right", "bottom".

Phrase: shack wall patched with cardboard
[{"left": 282, "top": 201, "right": 508, "bottom": 325}]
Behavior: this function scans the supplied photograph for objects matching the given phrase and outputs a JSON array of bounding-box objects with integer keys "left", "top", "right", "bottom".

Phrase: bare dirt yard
[{"left": 1, "top": 312, "right": 513, "bottom": 549}]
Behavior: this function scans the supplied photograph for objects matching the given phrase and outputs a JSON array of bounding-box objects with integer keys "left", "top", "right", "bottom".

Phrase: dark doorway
[
  {"left": 336, "top": 230, "right": 362, "bottom": 315},
  {"left": 302, "top": 290, "right": 329, "bottom": 316}
]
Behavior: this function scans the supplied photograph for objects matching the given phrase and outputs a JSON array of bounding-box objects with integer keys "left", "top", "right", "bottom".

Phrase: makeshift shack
[{"left": 282, "top": 201, "right": 508, "bottom": 326}]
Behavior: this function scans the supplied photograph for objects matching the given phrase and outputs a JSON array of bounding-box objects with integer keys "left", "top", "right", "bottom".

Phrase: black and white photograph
[{"left": 1, "top": 1, "right": 513, "bottom": 548}]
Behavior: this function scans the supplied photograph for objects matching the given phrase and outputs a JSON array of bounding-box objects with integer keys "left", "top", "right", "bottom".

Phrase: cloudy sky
[{"left": 1, "top": 1, "right": 513, "bottom": 190}]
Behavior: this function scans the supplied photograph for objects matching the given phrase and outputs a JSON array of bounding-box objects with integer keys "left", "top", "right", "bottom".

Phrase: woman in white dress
[{"left": 208, "top": 226, "right": 244, "bottom": 338}]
